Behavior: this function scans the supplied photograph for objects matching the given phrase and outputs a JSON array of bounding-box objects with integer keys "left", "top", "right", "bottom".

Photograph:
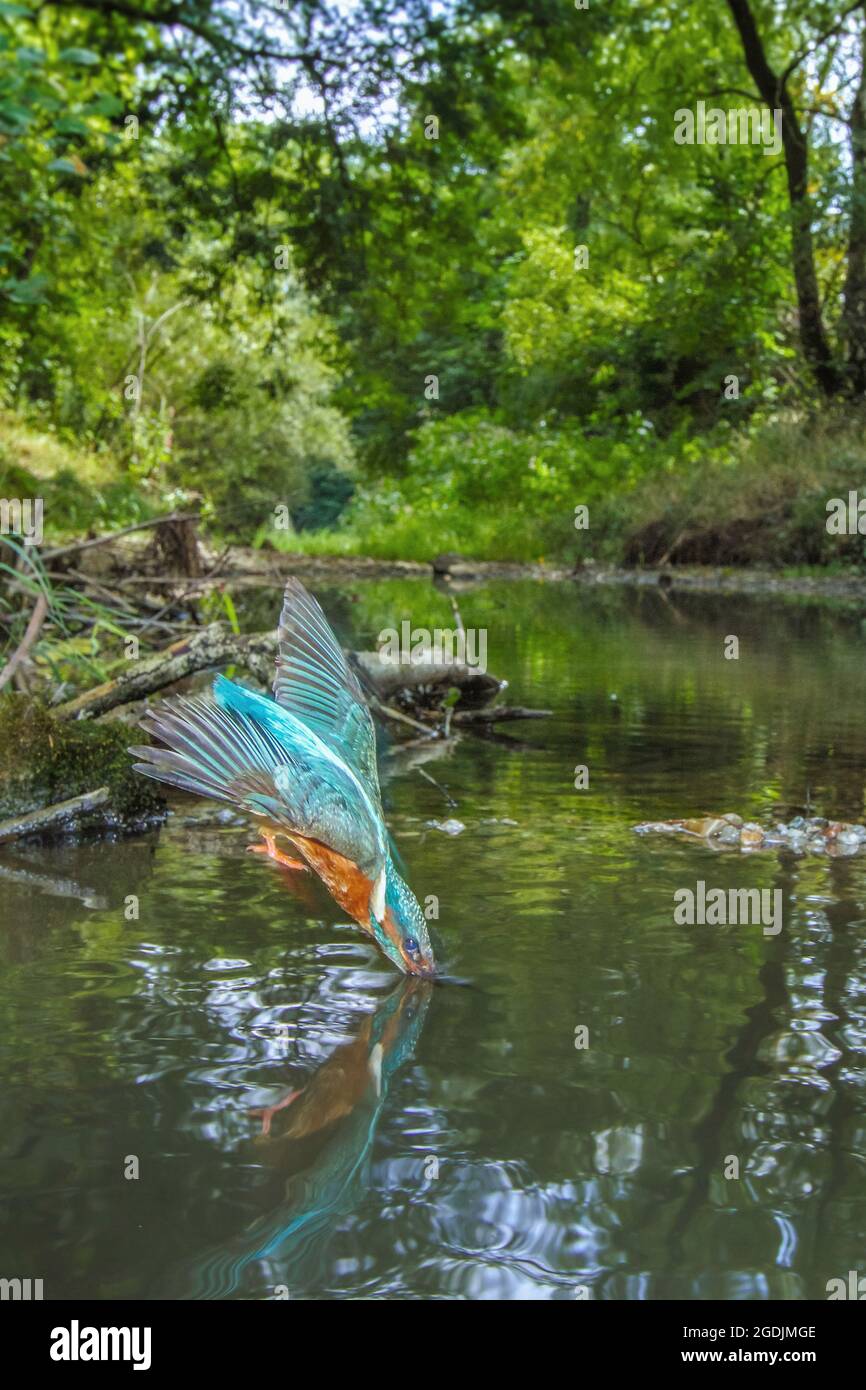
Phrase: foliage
[{"left": 2, "top": 0, "right": 866, "bottom": 564}]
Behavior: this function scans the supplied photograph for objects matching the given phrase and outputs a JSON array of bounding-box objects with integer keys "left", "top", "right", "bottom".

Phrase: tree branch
[
  {"left": 0, "top": 594, "right": 48, "bottom": 691},
  {"left": 780, "top": 1, "right": 865, "bottom": 86}
]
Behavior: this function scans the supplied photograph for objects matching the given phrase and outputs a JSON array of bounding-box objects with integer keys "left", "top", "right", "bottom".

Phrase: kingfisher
[{"left": 129, "top": 579, "right": 436, "bottom": 977}]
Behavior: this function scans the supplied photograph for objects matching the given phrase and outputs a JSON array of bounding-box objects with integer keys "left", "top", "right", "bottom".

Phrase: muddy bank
[
  {"left": 54, "top": 518, "right": 866, "bottom": 601},
  {"left": 570, "top": 563, "right": 866, "bottom": 602},
  {"left": 231, "top": 553, "right": 866, "bottom": 604}
]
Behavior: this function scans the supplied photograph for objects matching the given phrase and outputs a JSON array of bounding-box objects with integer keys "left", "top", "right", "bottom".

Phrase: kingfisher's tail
[{"left": 129, "top": 675, "right": 288, "bottom": 816}]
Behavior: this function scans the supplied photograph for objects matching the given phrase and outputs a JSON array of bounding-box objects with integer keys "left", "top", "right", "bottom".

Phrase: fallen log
[
  {"left": 0, "top": 615, "right": 553, "bottom": 843},
  {"left": 53, "top": 627, "right": 551, "bottom": 733},
  {"left": 351, "top": 650, "right": 503, "bottom": 708},
  {"left": 451, "top": 705, "right": 552, "bottom": 725},
  {"left": 0, "top": 786, "right": 110, "bottom": 844},
  {"left": 43, "top": 511, "right": 201, "bottom": 563},
  {"left": 53, "top": 626, "right": 278, "bottom": 721}
]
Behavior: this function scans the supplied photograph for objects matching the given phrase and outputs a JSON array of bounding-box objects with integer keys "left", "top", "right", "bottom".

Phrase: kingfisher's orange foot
[
  {"left": 248, "top": 831, "right": 308, "bottom": 872},
  {"left": 249, "top": 1088, "right": 303, "bottom": 1137}
]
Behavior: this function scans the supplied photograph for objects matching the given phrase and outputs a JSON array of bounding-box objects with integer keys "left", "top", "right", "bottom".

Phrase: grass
[
  {"left": 0, "top": 411, "right": 156, "bottom": 543},
  {"left": 615, "top": 411, "right": 866, "bottom": 568},
  {"left": 258, "top": 513, "right": 559, "bottom": 564},
  {"left": 263, "top": 411, "right": 866, "bottom": 569}
]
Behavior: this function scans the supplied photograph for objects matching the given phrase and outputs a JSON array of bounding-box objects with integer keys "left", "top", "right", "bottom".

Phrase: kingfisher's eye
[{"left": 405, "top": 937, "right": 420, "bottom": 955}]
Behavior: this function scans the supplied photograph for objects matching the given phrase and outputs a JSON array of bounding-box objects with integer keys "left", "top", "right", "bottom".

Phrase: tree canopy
[{"left": 2, "top": 1, "right": 866, "bottom": 556}]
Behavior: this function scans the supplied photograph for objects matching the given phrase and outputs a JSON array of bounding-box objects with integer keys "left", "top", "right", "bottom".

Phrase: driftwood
[
  {"left": 50, "top": 622, "right": 551, "bottom": 732},
  {"left": 54, "top": 626, "right": 278, "bottom": 721},
  {"left": 353, "top": 652, "right": 550, "bottom": 728},
  {"left": 0, "top": 787, "right": 110, "bottom": 844},
  {"left": 451, "top": 705, "right": 552, "bottom": 725},
  {"left": 351, "top": 651, "right": 503, "bottom": 707},
  {"left": 0, "top": 615, "right": 551, "bottom": 842}
]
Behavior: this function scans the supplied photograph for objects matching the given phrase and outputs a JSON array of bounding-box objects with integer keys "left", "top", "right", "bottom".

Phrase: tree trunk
[
  {"left": 726, "top": 0, "right": 843, "bottom": 397},
  {"left": 843, "top": 21, "right": 866, "bottom": 397},
  {"left": 149, "top": 514, "right": 203, "bottom": 578}
]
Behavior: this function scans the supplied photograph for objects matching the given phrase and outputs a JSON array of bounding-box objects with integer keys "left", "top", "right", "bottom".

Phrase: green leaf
[
  {"left": 55, "top": 116, "right": 91, "bottom": 135},
  {"left": 0, "top": 102, "right": 32, "bottom": 132},
  {"left": 221, "top": 590, "right": 241, "bottom": 635},
  {"left": 0, "top": 3, "right": 34, "bottom": 16},
  {"left": 83, "top": 93, "right": 123, "bottom": 117},
  {"left": 58, "top": 47, "right": 100, "bottom": 66},
  {"left": 1, "top": 272, "right": 49, "bottom": 304},
  {"left": 46, "top": 156, "right": 80, "bottom": 174}
]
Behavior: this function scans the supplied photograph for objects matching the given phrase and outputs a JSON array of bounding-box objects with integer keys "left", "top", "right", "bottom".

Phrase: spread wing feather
[
  {"left": 273, "top": 578, "right": 381, "bottom": 806},
  {"left": 131, "top": 682, "right": 385, "bottom": 879}
]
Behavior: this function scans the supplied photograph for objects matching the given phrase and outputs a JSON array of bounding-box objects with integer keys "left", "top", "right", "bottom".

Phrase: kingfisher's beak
[
  {"left": 403, "top": 956, "right": 436, "bottom": 978},
  {"left": 399, "top": 944, "right": 437, "bottom": 979}
]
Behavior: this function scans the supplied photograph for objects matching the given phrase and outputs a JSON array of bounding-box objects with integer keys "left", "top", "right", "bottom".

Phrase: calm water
[{"left": 2, "top": 578, "right": 866, "bottom": 1300}]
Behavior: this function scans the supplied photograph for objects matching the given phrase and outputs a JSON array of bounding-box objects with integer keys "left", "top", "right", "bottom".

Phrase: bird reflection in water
[{"left": 173, "top": 975, "right": 432, "bottom": 1299}]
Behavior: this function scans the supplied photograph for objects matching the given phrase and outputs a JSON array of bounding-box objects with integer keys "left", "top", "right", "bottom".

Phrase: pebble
[
  {"left": 740, "top": 822, "right": 764, "bottom": 847},
  {"left": 634, "top": 811, "right": 866, "bottom": 859},
  {"left": 429, "top": 818, "right": 466, "bottom": 836}
]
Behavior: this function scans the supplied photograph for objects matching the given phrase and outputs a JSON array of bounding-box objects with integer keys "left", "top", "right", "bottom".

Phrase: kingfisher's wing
[
  {"left": 131, "top": 676, "right": 388, "bottom": 888},
  {"left": 272, "top": 579, "right": 382, "bottom": 809}
]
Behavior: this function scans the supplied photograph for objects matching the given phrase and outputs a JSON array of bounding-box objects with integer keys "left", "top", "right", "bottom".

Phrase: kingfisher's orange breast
[{"left": 287, "top": 834, "right": 374, "bottom": 930}]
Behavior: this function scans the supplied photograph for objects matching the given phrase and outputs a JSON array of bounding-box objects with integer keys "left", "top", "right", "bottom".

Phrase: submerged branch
[{"left": 0, "top": 787, "right": 110, "bottom": 844}]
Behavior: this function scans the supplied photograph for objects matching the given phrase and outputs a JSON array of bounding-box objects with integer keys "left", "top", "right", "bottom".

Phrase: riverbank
[
  {"left": 200, "top": 543, "right": 866, "bottom": 604},
  {"left": 6, "top": 408, "right": 866, "bottom": 578},
  {"left": 53, "top": 518, "right": 866, "bottom": 602}
]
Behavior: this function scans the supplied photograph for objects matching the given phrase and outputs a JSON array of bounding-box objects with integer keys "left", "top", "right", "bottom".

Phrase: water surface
[{"left": 2, "top": 578, "right": 866, "bottom": 1299}]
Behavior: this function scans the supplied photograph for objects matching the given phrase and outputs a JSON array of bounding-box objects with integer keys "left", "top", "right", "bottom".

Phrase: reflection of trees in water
[{"left": 657, "top": 851, "right": 866, "bottom": 1299}]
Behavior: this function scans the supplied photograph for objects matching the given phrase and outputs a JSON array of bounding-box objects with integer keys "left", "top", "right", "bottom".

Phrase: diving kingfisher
[{"left": 129, "top": 579, "right": 436, "bottom": 977}]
